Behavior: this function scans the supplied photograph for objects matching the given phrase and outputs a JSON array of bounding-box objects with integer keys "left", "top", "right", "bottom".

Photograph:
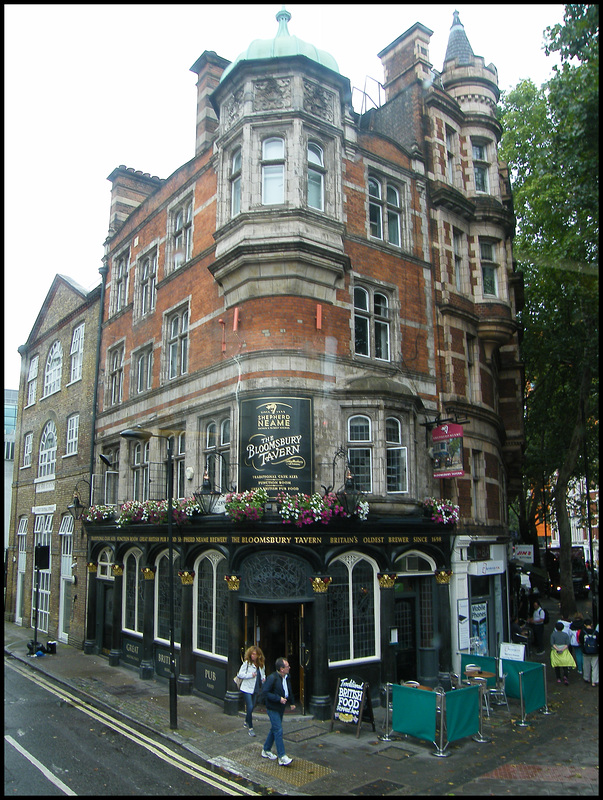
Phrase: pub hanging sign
[
  {"left": 432, "top": 423, "right": 464, "bottom": 479},
  {"left": 239, "top": 395, "right": 314, "bottom": 497}
]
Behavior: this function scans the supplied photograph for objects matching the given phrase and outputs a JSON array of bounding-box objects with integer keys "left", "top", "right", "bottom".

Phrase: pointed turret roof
[
  {"left": 444, "top": 10, "right": 474, "bottom": 65},
  {"left": 220, "top": 6, "right": 339, "bottom": 82}
]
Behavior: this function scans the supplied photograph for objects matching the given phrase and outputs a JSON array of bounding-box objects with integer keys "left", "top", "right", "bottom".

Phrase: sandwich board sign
[{"left": 330, "top": 677, "right": 375, "bottom": 738}]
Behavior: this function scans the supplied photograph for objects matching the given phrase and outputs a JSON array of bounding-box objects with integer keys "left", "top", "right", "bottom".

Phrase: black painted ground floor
[{"left": 83, "top": 515, "right": 458, "bottom": 718}]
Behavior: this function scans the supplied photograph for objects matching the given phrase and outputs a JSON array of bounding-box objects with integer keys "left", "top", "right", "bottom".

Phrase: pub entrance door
[{"left": 244, "top": 602, "right": 310, "bottom": 712}]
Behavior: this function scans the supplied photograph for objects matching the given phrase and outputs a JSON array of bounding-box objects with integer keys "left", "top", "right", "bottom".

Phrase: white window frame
[
  {"left": 353, "top": 286, "right": 391, "bottom": 362},
  {"left": 97, "top": 547, "right": 114, "bottom": 581},
  {"left": 347, "top": 414, "right": 373, "bottom": 493},
  {"left": 122, "top": 547, "right": 144, "bottom": 635},
  {"left": 368, "top": 175, "right": 404, "bottom": 247},
  {"left": 27, "top": 356, "right": 39, "bottom": 406},
  {"left": 307, "top": 142, "right": 325, "bottom": 211},
  {"left": 135, "top": 346, "right": 153, "bottom": 394},
  {"left": 43, "top": 341, "right": 63, "bottom": 397},
  {"left": 193, "top": 551, "right": 229, "bottom": 659},
  {"left": 231, "top": 148, "right": 242, "bottom": 217},
  {"left": 23, "top": 432, "right": 33, "bottom": 467},
  {"left": 261, "top": 137, "right": 285, "bottom": 205},
  {"left": 65, "top": 413, "right": 79, "bottom": 456},
  {"left": 132, "top": 441, "right": 150, "bottom": 501},
  {"left": 38, "top": 420, "right": 57, "bottom": 478},
  {"left": 385, "top": 417, "right": 408, "bottom": 494},
  {"left": 69, "top": 323, "right": 85, "bottom": 383}
]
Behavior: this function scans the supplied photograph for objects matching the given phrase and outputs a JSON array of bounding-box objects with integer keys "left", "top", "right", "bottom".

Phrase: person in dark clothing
[{"left": 261, "top": 657, "right": 296, "bottom": 766}]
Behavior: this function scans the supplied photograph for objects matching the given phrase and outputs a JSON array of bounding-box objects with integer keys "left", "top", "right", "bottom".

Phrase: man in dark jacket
[{"left": 260, "top": 657, "right": 296, "bottom": 765}]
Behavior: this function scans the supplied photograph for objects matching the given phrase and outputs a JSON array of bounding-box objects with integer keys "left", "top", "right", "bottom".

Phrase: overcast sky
[{"left": 4, "top": 3, "right": 566, "bottom": 390}]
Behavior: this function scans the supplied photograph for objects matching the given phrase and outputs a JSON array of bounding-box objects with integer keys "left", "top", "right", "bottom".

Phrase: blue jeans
[
  {"left": 243, "top": 691, "right": 257, "bottom": 728},
  {"left": 263, "top": 708, "right": 285, "bottom": 757}
]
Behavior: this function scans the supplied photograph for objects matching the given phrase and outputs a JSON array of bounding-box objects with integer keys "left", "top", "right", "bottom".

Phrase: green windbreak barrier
[
  {"left": 520, "top": 665, "right": 547, "bottom": 714},
  {"left": 391, "top": 684, "right": 437, "bottom": 743},
  {"left": 445, "top": 684, "right": 480, "bottom": 742},
  {"left": 460, "top": 653, "right": 498, "bottom": 687},
  {"left": 501, "top": 658, "right": 541, "bottom": 699}
]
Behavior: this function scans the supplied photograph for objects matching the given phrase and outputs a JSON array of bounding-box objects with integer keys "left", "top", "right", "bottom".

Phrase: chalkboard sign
[{"left": 330, "top": 677, "right": 375, "bottom": 738}]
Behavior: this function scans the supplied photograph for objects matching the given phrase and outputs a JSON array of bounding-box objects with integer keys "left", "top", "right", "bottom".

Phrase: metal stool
[
  {"left": 489, "top": 673, "right": 509, "bottom": 710},
  {"left": 469, "top": 675, "right": 490, "bottom": 717}
]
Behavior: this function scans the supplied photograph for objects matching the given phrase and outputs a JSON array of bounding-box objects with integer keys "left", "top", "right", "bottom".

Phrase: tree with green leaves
[{"left": 499, "top": 5, "right": 599, "bottom": 619}]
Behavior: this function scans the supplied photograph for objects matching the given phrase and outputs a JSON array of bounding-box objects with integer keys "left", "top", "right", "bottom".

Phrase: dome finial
[{"left": 276, "top": 6, "right": 291, "bottom": 37}]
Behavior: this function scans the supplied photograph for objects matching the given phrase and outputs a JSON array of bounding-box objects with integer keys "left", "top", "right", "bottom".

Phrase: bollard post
[
  {"left": 431, "top": 688, "right": 450, "bottom": 757},
  {"left": 472, "top": 683, "right": 492, "bottom": 742},
  {"left": 539, "top": 663, "right": 554, "bottom": 715},
  {"left": 379, "top": 683, "right": 393, "bottom": 741},
  {"left": 515, "top": 671, "right": 530, "bottom": 727}
]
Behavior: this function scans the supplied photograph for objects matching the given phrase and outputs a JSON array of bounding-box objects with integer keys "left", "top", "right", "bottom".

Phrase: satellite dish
[{"left": 99, "top": 454, "right": 112, "bottom": 468}]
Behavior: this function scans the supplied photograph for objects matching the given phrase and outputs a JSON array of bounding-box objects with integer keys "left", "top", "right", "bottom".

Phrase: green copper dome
[{"left": 220, "top": 7, "right": 339, "bottom": 82}]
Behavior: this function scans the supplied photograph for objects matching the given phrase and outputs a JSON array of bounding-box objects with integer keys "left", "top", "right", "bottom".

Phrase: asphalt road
[{"left": 4, "top": 659, "right": 261, "bottom": 796}]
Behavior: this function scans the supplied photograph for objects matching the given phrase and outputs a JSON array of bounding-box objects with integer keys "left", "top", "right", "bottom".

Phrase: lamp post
[{"left": 120, "top": 426, "right": 178, "bottom": 729}]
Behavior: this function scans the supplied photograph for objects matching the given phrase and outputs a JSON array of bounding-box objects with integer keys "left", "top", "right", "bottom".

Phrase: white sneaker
[
  {"left": 248, "top": 728, "right": 256, "bottom": 736},
  {"left": 261, "top": 750, "right": 277, "bottom": 760},
  {"left": 278, "top": 755, "right": 292, "bottom": 766}
]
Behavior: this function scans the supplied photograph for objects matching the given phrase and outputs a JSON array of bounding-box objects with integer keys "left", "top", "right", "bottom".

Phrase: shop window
[
  {"left": 261, "top": 137, "right": 285, "bottom": 205},
  {"left": 69, "top": 323, "right": 85, "bottom": 383},
  {"left": 38, "top": 421, "right": 57, "bottom": 478},
  {"left": 327, "top": 554, "right": 378, "bottom": 663},
  {"left": 43, "top": 341, "right": 63, "bottom": 397},
  {"left": 155, "top": 550, "right": 182, "bottom": 644},
  {"left": 353, "top": 286, "right": 391, "bottom": 361},
  {"left": 194, "top": 552, "right": 228, "bottom": 657},
  {"left": 123, "top": 548, "right": 144, "bottom": 634}
]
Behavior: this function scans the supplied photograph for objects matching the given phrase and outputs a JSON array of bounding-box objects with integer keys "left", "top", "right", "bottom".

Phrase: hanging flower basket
[
  {"left": 423, "top": 497, "right": 460, "bottom": 525},
  {"left": 224, "top": 488, "right": 269, "bottom": 522},
  {"left": 277, "top": 491, "right": 369, "bottom": 527}
]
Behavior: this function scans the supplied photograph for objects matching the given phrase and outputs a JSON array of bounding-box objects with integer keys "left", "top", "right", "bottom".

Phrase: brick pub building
[{"left": 8, "top": 9, "right": 523, "bottom": 718}]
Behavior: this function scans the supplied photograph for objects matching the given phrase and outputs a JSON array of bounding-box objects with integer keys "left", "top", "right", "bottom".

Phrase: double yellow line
[{"left": 6, "top": 659, "right": 261, "bottom": 796}]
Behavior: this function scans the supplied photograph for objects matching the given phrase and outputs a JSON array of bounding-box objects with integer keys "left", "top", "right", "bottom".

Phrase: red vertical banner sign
[{"left": 432, "top": 423, "right": 464, "bottom": 479}]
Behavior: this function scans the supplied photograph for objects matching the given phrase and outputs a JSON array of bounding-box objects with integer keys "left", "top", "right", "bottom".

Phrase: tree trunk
[{"left": 553, "top": 367, "right": 591, "bottom": 619}]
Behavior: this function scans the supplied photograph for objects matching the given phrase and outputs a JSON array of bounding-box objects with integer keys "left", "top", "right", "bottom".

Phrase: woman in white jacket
[{"left": 237, "top": 646, "right": 266, "bottom": 736}]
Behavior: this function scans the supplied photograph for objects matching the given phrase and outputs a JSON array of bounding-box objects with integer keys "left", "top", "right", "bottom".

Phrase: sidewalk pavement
[{"left": 4, "top": 606, "right": 598, "bottom": 796}]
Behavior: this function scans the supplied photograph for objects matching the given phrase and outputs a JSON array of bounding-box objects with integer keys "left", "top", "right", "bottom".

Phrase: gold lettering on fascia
[{"left": 241, "top": 536, "right": 292, "bottom": 545}]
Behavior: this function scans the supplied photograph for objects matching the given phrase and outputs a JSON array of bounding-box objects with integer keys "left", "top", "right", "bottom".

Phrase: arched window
[
  {"left": 156, "top": 549, "right": 182, "bottom": 644},
  {"left": 123, "top": 548, "right": 144, "bottom": 634},
  {"left": 327, "top": 553, "right": 379, "bottom": 663},
  {"left": 262, "top": 137, "right": 285, "bottom": 204},
  {"left": 307, "top": 143, "right": 324, "bottom": 210},
  {"left": 38, "top": 420, "right": 57, "bottom": 478},
  {"left": 347, "top": 414, "right": 372, "bottom": 493},
  {"left": 43, "top": 341, "right": 62, "bottom": 397},
  {"left": 194, "top": 551, "right": 228, "bottom": 657},
  {"left": 97, "top": 547, "right": 114, "bottom": 580}
]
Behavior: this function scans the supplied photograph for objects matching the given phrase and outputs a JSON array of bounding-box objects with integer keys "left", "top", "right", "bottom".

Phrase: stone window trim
[
  {"left": 107, "top": 341, "right": 126, "bottom": 407},
  {"left": 166, "top": 191, "right": 195, "bottom": 274},
  {"left": 261, "top": 136, "right": 286, "bottom": 205},
  {"left": 68, "top": 323, "right": 85, "bottom": 384},
  {"left": 65, "top": 413, "right": 79, "bottom": 457},
  {"left": 38, "top": 420, "right": 57, "bottom": 479},
  {"left": 230, "top": 147, "right": 242, "bottom": 218},
  {"left": 136, "top": 248, "right": 158, "bottom": 318},
  {"left": 307, "top": 141, "right": 325, "bottom": 211},
  {"left": 164, "top": 303, "right": 190, "bottom": 382},
  {"left": 479, "top": 237, "right": 499, "bottom": 298},
  {"left": 22, "top": 431, "right": 33, "bottom": 468},
  {"left": 26, "top": 355, "right": 39, "bottom": 407},
  {"left": 367, "top": 171, "right": 406, "bottom": 249},
  {"left": 471, "top": 138, "right": 491, "bottom": 195},
  {"left": 132, "top": 343, "right": 154, "bottom": 395},
  {"left": 112, "top": 249, "right": 130, "bottom": 316},
  {"left": 202, "top": 414, "right": 232, "bottom": 493}
]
